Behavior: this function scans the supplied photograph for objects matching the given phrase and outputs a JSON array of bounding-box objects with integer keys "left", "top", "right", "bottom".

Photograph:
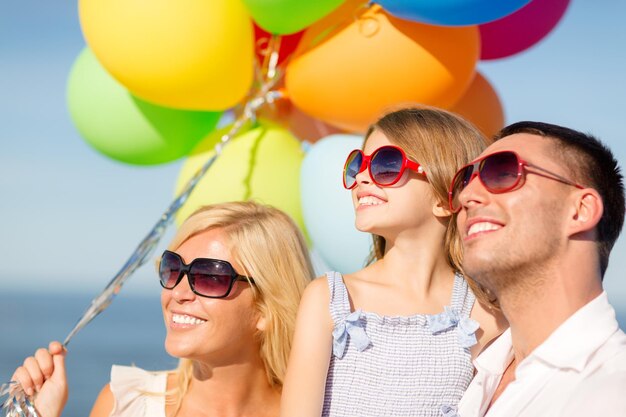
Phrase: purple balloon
[{"left": 480, "top": 0, "right": 570, "bottom": 60}]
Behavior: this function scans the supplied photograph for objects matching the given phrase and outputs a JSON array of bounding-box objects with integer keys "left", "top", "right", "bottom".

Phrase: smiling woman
[{"left": 11, "top": 201, "right": 314, "bottom": 417}]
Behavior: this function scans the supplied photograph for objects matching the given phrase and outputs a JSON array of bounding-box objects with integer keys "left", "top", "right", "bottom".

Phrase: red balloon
[
  {"left": 254, "top": 24, "right": 304, "bottom": 67},
  {"left": 479, "top": 0, "right": 570, "bottom": 60}
]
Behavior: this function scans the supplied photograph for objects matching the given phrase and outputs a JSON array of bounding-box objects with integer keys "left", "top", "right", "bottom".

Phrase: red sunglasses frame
[
  {"left": 448, "top": 150, "right": 585, "bottom": 213},
  {"left": 342, "top": 145, "right": 426, "bottom": 189}
]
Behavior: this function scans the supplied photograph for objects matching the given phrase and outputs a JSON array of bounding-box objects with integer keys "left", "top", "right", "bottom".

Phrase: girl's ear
[{"left": 432, "top": 201, "right": 452, "bottom": 219}]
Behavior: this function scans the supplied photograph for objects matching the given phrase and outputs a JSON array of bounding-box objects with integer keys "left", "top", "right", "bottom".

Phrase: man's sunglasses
[
  {"left": 448, "top": 150, "right": 585, "bottom": 213},
  {"left": 343, "top": 145, "right": 426, "bottom": 189},
  {"left": 158, "top": 250, "right": 254, "bottom": 298}
]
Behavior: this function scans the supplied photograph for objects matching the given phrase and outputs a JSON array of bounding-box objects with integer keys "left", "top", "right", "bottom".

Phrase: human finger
[
  {"left": 35, "top": 347, "right": 55, "bottom": 379},
  {"left": 11, "top": 366, "right": 36, "bottom": 397},
  {"left": 23, "top": 356, "right": 46, "bottom": 392}
]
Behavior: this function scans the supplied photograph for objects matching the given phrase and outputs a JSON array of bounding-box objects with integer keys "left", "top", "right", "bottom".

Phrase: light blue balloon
[
  {"left": 301, "top": 135, "right": 371, "bottom": 274},
  {"left": 375, "top": 0, "right": 531, "bottom": 26}
]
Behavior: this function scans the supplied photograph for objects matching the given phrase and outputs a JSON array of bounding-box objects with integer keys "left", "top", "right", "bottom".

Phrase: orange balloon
[
  {"left": 451, "top": 72, "right": 505, "bottom": 139},
  {"left": 285, "top": 2, "right": 479, "bottom": 132}
]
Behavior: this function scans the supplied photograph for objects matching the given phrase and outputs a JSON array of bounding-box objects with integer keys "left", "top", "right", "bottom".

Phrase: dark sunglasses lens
[
  {"left": 189, "top": 260, "right": 234, "bottom": 297},
  {"left": 371, "top": 147, "right": 403, "bottom": 185},
  {"left": 480, "top": 152, "right": 520, "bottom": 191},
  {"left": 159, "top": 252, "right": 181, "bottom": 289},
  {"left": 450, "top": 166, "right": 475, "bottom": 211},
  {"left": 344, "top": 150, "right": 362, "bottom": 189}
]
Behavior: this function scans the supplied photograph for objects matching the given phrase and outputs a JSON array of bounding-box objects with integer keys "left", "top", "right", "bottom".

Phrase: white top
[
  {"left": 109, "top": 365, "right": 167, "bottom": 417},
  {"left": 458, "top": 292, "right": 626, "bottom": 417}
]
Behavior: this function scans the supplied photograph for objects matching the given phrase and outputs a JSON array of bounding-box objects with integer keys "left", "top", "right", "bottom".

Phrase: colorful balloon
[
  {"left": 175, "top": 120, "right": 305, "bottom": 232},
  {"left": 301, "top": 135, "right": 371, "bottom": 273},
  {"left": 79, "top": 0, "right": 254, "bottom": 110},
  {"left": 451, "top": 72, "right": 505, "bottom": 139},
  {"left": 287, "top": 104, "right": 346, "bottom": 143},
  {"left": 376, "top": 0, "right": 530, "bottom": 26},
  {"left": 254, "top": 24, "right": 304, "bottom": 67},
  {"left": 480, "top": 0, "right": 570, "bottom": 60},
  {"left": 242, "top": 0, "right": 346, "bottom": 35},
  {"left": 257, "top": 96, "right": 345, "bottom": 143},
  {"left": 286, "top": 2, "right": 479, "bottom": 132},
  {"left": 67, "top": 49, "right": 221, "bottom": 165}
]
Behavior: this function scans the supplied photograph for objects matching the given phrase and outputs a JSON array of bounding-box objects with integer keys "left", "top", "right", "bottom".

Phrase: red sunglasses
[
  {"left": 343, "top": 145, "right": 426, "bottom": 189},
  {"left": 448, "top": 150, "right": 585, "bottom": 213}
]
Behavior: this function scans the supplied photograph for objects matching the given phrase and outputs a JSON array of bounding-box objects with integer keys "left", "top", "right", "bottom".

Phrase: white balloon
[{"left": 301, "top": 134, "right": 371, "bottom": 274}]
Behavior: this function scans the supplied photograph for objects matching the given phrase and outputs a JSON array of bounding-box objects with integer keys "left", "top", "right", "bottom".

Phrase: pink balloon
[{"left": 479, "top": 0, "right": 570, "bottom": 60}]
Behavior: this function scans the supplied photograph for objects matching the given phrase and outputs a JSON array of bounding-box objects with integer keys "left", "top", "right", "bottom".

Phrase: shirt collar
[
  {"left": 474, "top": 328, "right": 514, "bottom": 375},
  {"left": 527, "top": 291, "right": 619, "bottom": 372}
]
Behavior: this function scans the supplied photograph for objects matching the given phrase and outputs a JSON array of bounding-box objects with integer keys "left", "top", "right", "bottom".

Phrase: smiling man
[{"left": 450, "top": 121, "right": 626, "bottom": 416}]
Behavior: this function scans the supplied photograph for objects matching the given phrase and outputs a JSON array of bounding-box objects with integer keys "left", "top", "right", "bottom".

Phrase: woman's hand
[{"left": 11, "top": 341, "right": 68, "bottom": 417}]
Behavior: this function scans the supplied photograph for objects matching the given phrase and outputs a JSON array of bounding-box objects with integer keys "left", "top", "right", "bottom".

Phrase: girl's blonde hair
[
  {"left": 165, "top": 201, "right": 314, "bottom": 410},
  {"left": 364, "top": 107, "right": 494, "bottom": 306}
]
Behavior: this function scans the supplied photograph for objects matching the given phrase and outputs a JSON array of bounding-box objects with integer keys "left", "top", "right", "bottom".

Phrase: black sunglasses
[{"left": 158, "top": 250, "right": 254, "bottom": 298}]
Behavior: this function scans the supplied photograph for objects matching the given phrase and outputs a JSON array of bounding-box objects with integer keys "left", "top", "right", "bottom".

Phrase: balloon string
[
  {"left": 0, "top": 381, "right": 38, "bottom": 417},
  {"left": 257, "top": 33, "right": 282, "bottom": 84},
  {"left": 1, "top": 80, "right": 284, "bottom": 417},
  {"left": 265, "top": 34, "right": 282, "bottom": 81}
]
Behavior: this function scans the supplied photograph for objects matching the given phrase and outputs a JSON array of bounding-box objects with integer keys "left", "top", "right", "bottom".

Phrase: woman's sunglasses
[
  {"left": 343, "top": 145, "right": 426, "bottom": 189},
  {"left": 448, "top": 150, "right": 585, "bottom": 213},
  {"left": 158, "top": 250, "right": 255, "bottom": 298}
]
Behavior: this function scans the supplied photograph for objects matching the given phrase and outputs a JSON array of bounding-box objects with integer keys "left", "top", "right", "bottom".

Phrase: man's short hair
[{"left": 494, "top": 121, "right": 625, "bottom": 277}]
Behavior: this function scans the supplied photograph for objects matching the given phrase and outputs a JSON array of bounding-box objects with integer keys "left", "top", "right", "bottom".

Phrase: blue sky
[{"left": 1, "top": 1, "right": 625, "bottom": 311}]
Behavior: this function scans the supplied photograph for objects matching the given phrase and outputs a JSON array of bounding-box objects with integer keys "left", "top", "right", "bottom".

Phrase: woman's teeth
[{"left": 172, "top": 314, "right": 206, "bottom": 325}]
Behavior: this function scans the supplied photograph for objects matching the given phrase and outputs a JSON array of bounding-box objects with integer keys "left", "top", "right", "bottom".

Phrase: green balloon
[
  {"left": 242, "top": 0, "right": 346, "bottom": 35},
  {"left": 67, "top": 48, "right": 221, "bottom": 165}
]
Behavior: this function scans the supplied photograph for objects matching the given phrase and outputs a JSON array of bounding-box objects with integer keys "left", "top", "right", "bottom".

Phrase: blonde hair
[
  {"left": 364, "top": 107, "right": 494, "bottom": 305},
  {"left": 164, "top": 201, "right": 314, "bottom": 411}
]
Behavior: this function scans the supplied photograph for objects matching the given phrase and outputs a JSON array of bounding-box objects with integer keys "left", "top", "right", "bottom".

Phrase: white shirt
[{"left": 459, "top": 292, "right": 626, "bottom": 417}]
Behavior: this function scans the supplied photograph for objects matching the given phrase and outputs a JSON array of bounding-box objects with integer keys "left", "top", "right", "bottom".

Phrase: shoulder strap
[
  {"left": 326, "top": 271, "right": 352, "bottom": 324},
  {"left": 452, "top": 273, "right": 476, "bottom": 317}
]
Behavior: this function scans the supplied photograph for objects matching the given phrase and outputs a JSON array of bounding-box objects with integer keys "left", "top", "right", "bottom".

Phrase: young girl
[
  {"left": 281, "top": 108, "right": 506, "bottom": 417},
  {"left": 12, "top": 201, "right": 314, "bottom": 417}
]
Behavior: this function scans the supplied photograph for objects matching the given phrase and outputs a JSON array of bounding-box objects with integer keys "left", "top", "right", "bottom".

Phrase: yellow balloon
[
  {"left": 79, "top": 0, "right": 254, "bottom": 110},
  {"left": 175, "top": 121, "right": 306, "bottom": 233}
]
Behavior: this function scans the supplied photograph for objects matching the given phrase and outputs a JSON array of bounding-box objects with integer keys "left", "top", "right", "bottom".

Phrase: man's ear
[
  {"left": 569, "top": 189, "right": 603, "bottom": 236},
  {"left": 433, "top": 201, "right": 453, "bottom": 219}
]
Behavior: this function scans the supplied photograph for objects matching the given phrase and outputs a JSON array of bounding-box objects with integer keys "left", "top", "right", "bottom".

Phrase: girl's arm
[
  {"left": 280, "top": 277, "right": 334, "bottom": 417},
  {"left": 88, "top": 384, "right": 114, "bottom": 417}
]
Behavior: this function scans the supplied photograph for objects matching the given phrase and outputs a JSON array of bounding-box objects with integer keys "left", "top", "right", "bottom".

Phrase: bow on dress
[
  {"left": 427, "top": 306, "right": 479, "bottom": 348},
  {"left": 440, "top": 404, "right": 460, "bottom": 417},
  {"left": 332, "top": 310, "right": 371, "bottom": 358}
]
